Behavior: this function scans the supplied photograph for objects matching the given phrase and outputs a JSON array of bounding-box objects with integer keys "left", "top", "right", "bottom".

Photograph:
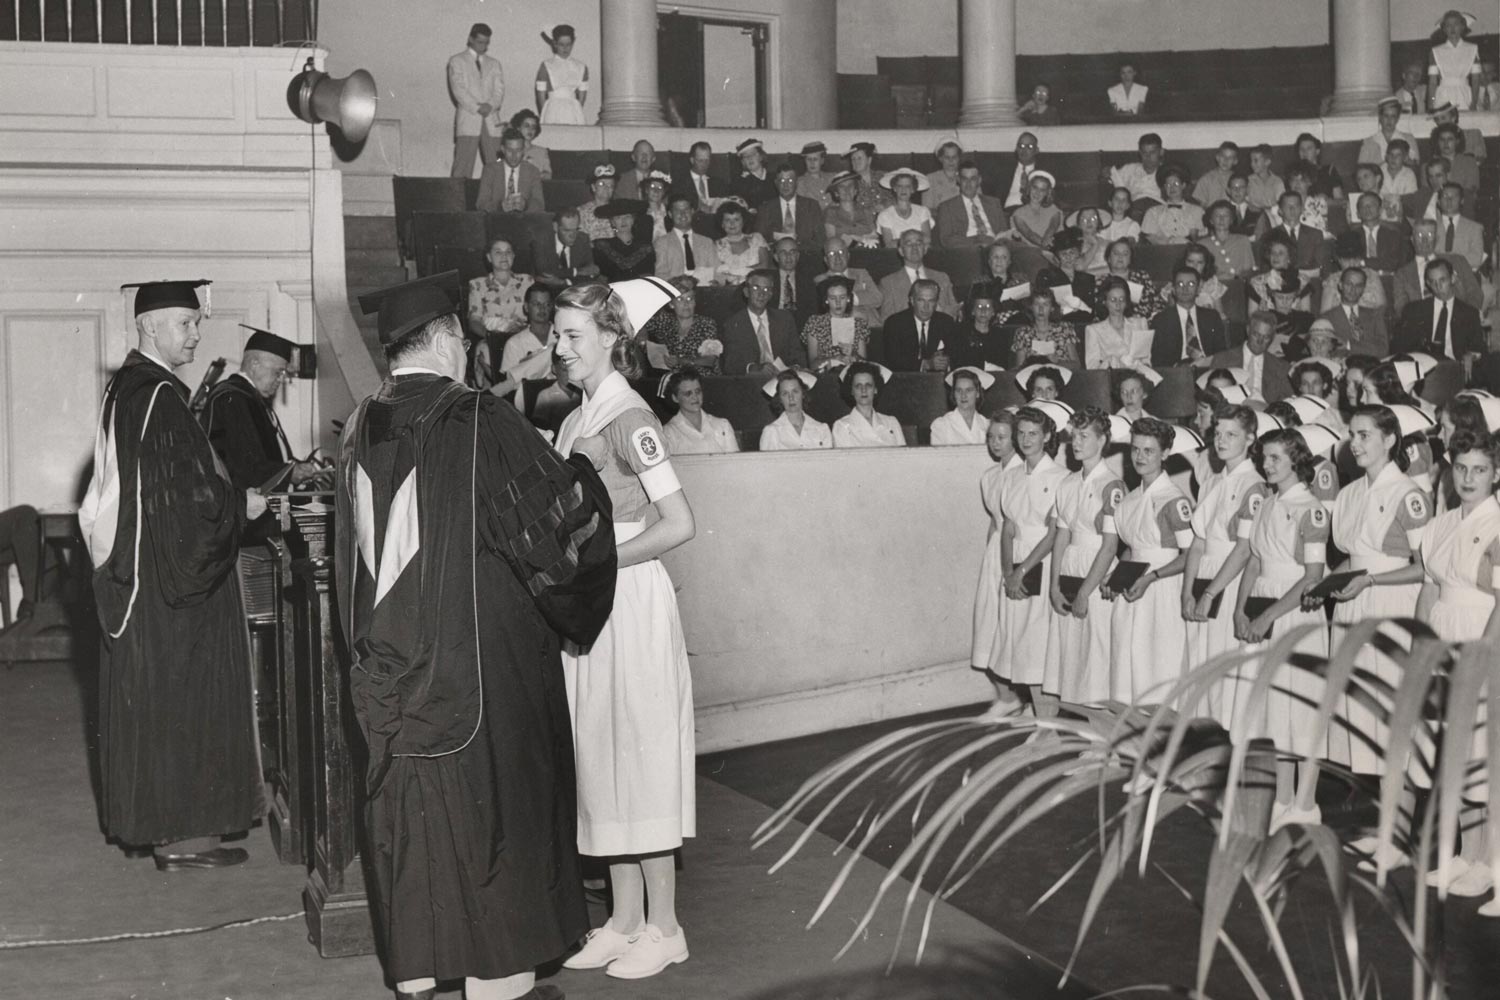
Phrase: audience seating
[
  {"left": 409, "top": 211, "right": 485, "bottom": 276},
  {"left": 392, "top": 177, "right": 474, "bottom": 260}
]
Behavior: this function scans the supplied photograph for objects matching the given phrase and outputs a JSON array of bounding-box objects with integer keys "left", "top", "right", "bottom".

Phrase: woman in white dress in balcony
[
  {"left": 1428, "top": 10, "right": 1482, "bottom": 112},
  {"left": 536, "top": 24, "right": 590, "bottom": 125}
]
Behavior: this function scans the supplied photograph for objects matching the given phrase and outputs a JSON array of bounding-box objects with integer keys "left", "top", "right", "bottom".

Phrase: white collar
[{"left": 391, "top": 365, "right": 446, "bottom": 377}]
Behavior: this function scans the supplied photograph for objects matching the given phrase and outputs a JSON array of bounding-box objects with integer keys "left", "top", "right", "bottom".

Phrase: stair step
[{"left": 344, "top": 215, "right": 398, "bottom": 250}]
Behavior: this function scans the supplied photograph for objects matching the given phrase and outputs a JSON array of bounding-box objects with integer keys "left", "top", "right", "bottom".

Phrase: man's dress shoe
[{"left": 152, "top": 846, "right": 249, "bottom": 871}]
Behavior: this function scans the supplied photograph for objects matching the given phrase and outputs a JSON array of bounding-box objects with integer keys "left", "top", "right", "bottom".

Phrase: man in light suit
[
  {"left": 1206, "top": 311, "right": 1291, "bottom": 402},
  {"left": 1393, "top": 219, "right": 1482, "bottom": 314},
  {"left": 934, "top": 161, "right": 1007, "bottom": 249},
  {"left": 756, "top": 163, "right": 824, "bottom": 251},
  {"left": 476, "top": 129, "right": 545, "bottom": 214},
  {"left": 1149, "top": 267, "right": 1234, "bottom": 367},
  {"left": 1393, "top": 259, "right": 1487, "bottom": 362},
  {"left": 532, "top": 208, "right": 598, "bottom": 285},
  {"left": 721, "top": 269, "right": 807, "bottom": 375},
  {"left": 1433, "top": 183, "right": 1486, "bottom": 272},
  {"left": 1319, "top": 266, "right": 1391, "bottom": 357},
  {"left": 877, "top": 230, "right": 957, "bottom": 323},
  {"left": 654, "top": 195, "right": 716, "bottom": 283},
  {"left": 816, "top": 237, "right": 882, "bottom": 328},
  {"left": 447, "top": 23, "right": 505, "bottom": 179},
  {"left": 884, "top": 280, "right": 960, "bottom": 372},
  {"left": 614, "top": 140, "right": 657, "bottom": 201}
]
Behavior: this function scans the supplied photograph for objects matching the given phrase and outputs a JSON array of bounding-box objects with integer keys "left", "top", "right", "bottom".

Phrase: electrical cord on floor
[{"left": 0, "top": 911, "right": 304, "bottom": 950}]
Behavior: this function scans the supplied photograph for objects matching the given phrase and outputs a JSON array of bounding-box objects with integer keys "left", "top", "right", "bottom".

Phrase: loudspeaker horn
[{"left": 288, "top": 58, "right": 378, "bottom": 143}]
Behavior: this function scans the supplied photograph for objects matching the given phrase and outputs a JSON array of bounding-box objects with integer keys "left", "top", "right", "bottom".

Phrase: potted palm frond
[{"left": 755, "top": 620, "right": 1498, "bottom": 999}]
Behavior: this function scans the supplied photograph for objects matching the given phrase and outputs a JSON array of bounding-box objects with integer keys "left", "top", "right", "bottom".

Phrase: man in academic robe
[
  {"left": 79, "top": 279, "right": 264, "bottom": 871},
  {"left": 342, "top": 271, "right": 617, "bottom": 1000}
]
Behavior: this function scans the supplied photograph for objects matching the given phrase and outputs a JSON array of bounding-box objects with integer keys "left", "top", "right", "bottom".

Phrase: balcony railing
[{"left": 1, "top": 0, "right": 314, "bottom": 46}]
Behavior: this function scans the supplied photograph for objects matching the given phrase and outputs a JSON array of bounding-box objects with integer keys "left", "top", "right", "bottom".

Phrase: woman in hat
[
  {"left": 1360, "top": 362, "right": 1438, "bottom": 493},
  {"left": 509, "top": 108, "right": 552, "bottom": 178},
  {"left": 758, "top": 369, "right": 832, "bottom": 451},
  {"left": 1182, "top": 404, "right": 1270, "bottom": 729},
  {"left": 977, "top": 243, "right": 1031, "bottom": 327},
  {"left": 578, "top": 164, "right": 619, "bottom": 241},
  {"left": 821, "top": 171, "right": 879, "bottom": 246},
  {"left": 1232, "top": 427, "right": 1332, "bottom": 831},
  {"left": 832, "top": 362, "right": 903, "bottom": 448},
  {"left": 712, "top": 202, "right": 770, "bottom": 285},
  {"left": 803, "top": 275, "right": 869, "bottom": 370},
  {"left": 639, "top": 275, "right": 721, "bottom": 374},
  {"left": 1045, "top": 407, "right": 1125, "bottom": 705},
  {"left": 845, "top": 142, "right": 893, "bottom": 213},
  {"left": 993, "top": 404, "right": 1069, "bottom": 714},
  {"left": 1429, "top": 10, "right": 1482, "bottom": 112},
  {"left": 1034, "top": 227, "right": 1097, "bottom": 322},
  {"left": 798, "top": 142, "right": 836, "bottom": 206},
  {"left": 1019, "top": 363, "right": 1069, "bottom": 403},
  {"left": 876, "top": 168, "right": 934, "bottom": 248},
  {"left": 535, "top": 24, "right": 589, "bottom": 124},
  {"left": 553, "top": 279, "right": 696, "bottom": 980},
  {"left": 1415, "top": 426, "right": 1500, "bottom": 908},
  {"left": 955, "top": 281, "right": 1013, "bottom": 370},
  {"left": 594, "top": 200, "right": 656, "bottom": 281},
  {"left": 1011, "top": 170, "right": 1063, "bottom": 249},
  {"left": 643, "top": 170, "right": 673, "bottom": 242},
  {"left": 930, "top": 366, "right": 993, "bottom": 446},
  {"left": 1085, "top": 276, "right": 1152, "bottom": 371},
  {"left": 1105, "top": 417, "right": 1195, "bottom": 705},
  {"left": 661, "top": 366, "right": 738, "bottom": 455},
  {"left": 1011, "top": 287, "right": 1081, "bottom": 369},
  {"left": 1325, "top": 405, "right": 1433, "bottom": 783},
  {"left": 972, "top": 411, "right": 1025, "bottom": 716}
]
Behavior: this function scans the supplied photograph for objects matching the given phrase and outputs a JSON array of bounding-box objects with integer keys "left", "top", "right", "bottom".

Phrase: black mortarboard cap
[
  {"left": 121, "top": 279, "right": 212, "bottom": 316},
  {"left": 357, "top": 271, "right": 462, "bottom": 346},
  {"left": 238, "top": 324, "right": 296, "bottom": 362}
]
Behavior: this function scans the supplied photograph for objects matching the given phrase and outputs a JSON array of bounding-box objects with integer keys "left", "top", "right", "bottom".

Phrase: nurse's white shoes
[
  {"left": 605, "top": 924, "right": 689, "bottom": 979},
  {"left": 562, "top": 925, "right": 639, "bottom": 969}
]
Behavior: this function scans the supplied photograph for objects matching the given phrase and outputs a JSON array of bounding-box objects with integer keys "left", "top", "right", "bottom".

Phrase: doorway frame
[{"left": 657, "top": 3, "right": 781, "bottom": 129}]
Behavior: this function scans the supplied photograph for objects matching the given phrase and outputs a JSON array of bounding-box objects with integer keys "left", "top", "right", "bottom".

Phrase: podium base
[{"left": 303, "top": 865, "right": 375, "bottom": 958}]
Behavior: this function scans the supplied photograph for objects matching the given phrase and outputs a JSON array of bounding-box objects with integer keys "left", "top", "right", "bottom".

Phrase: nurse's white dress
[
  {"left": 972, "top": 453, "right": 1023, "bottom": 672},
  {"left": 557, "top": 372, "right": 694, "bottom": 856},
  {"left": 663, "top": 411, "right": 739, "bottom": 455},
  {"left": 991, "top": 453, "right": 1067, "bottom": 686},
  {"left": 758, "top": 412, "right": 832, "bottom": 451},
  {"left": 1246, "top": 483, "right": 1336, "bottom": 759},
  {"left": 1109, "top": 473, "right": 1195, "bottom": 704},
  {"left": 1430, "top": 40, "right": 1480, "bottom": 110},
  {"left": 930, "top": 409, "right": 989, "bottom": 447},
  {"left": 1330, "top": 462, "right": 1431, "bottom": 775},
  {"left": 538, "top": 55, "right": 589, "bottom": 124},
  {"left": 1044, "top": 461, "right": 1124, "bottom": 703},
  {"left": 832, "top": 408, "right": 904, "bottom": 448},
  {"left": 1187, "top": 457, "right": 1268, "bottom": 727},
  {"left": 1419, "top": 494, "right": 1500, "bottom": 800}
]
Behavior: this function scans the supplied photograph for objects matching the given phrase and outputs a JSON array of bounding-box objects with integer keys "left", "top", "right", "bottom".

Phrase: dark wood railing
[{"left": 1, "top": 0, "right": 315, "bottom": 46}]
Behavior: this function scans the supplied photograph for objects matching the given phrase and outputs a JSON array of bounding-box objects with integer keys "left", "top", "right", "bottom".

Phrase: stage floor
[{"left": 4, "top": 659, "right": 1498, "bottom": 999}]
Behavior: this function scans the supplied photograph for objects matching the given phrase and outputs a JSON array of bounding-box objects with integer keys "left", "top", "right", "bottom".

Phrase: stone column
[
  {"left": 1327, "top": 0, "right": 1391, "bottom": 115},
  {"left": 958, "top": 0, "right": 1022, "bottom": 128},
  {"left": 598, "top": 0, "right": 666, "bottom": 126}
]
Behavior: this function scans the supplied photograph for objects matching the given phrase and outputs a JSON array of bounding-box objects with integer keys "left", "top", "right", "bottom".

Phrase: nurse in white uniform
[
  {"left": 930, "top": 367, "right": 993, "bottom": 446},
  {"left": 973, "top": 412, "right": 1025, "bottom": 716},
  {"left": 992, "top": 404, "right": 1068, "bottom": 714},
  {"left": 1045, "top": 407, "right": 1124, "bottom": 704},
  {"left": 536, "top": 24, "right": 590, "bottom": 125},
  {"left": 661, "top": 367, "right": 739, "bottom": 455},
  {"left": 831, "top": 362, "right": 904, "bottom": 448},
  {"left": 1416, "top": 428, "right": 1500, "bottom": 908},
  {"left": 1428, "top": 10, "right": 1482, "bottom": 111},
  {"left": 553, "top": 279, "right": 696, "bottom": 980},
  {"left": 1105, "top": 417, "right": 1196, "bottom": 704},
  {"left": 757, "top": 369, "right": 832, "bottom": 451},
  {"left": 1233, "top": 428, "right": 1332, "bottom": 831},
  {"left": 1183, "top": 405, "right": 1270, "bottom": 727}
]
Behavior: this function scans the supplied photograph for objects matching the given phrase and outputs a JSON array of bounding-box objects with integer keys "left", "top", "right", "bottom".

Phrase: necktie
[
  {"left": 783, "top": 200, "right": 793, "bottom": 231},
  {"left": 696, "top": 174, "right": 708, "bottom": 201},
  {"left": 754, "top": 313, "right": 772, "bottom": 362},
  {"left": 919, "top": 321, "right": 928, "bottom": 354},
  {"left": 683, "top": 233, "right": 695, "bottom": 271},
  {"left": 970, "top": 198, "right": 991, "bottom": 237},
  {"left": 507, "top": 169, "right": 516, "bottom": 196},
  {"left": 1366, "top": 227, "right": 1377, "bottom": 258},
  {"left": 1445, "top": 219, "right": 1455, "bottom": 253},
  {"left": 560, "top": 242, "right": 570, "bottom": 274},
  {"left": 1434, "top": 301, "right": 1450, "bottom": 356},
  {"left": 1184, "top": 310, "right": 1204, "bottom": 361},
  {"left": 476, "top": 57, "right": 482, "bottom": 75},
  {"left": 783, "top": 273, "right": 795, "bottom": 310},
  {"left": 1348, "top": 306, "right": 1358, "bottom": 328}
]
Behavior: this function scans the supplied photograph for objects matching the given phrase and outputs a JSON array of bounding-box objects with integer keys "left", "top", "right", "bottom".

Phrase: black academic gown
[
  {"left": 335, "top": 372, "right": 617, "bottom": 982},
  {"left": 91, "top": 351, "right": 262, "bottom": 846},
  {"left": 201, "top": 373, "right": 290, "bottom": 490}
]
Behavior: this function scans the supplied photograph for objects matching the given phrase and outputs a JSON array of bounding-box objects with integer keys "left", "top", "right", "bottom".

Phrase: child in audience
[
  {"left": 1379, "top": 140, "right": 1417, "bottom": 217},
  {"left": 1100, "top": 188, "right": 1142, "bottom": 243},
  {"left": 1246, "top": 145, "right": 1284, "bottom": 212}
]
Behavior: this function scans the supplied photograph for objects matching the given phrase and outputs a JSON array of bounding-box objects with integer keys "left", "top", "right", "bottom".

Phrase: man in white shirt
[
  {"left": 934, "top": 161, "right": 1007, "bottom": 248},
  {"left": 1434, "top": 182, "right": 1486, "bottom": 271},
  {"left": 447, "top": 23, "right": 505, "bottom": 179},
  {"left": 485, "top": 284, "right": 557, "bottom": 398},
  {"left": 876, "top": 230, "right": 958, "bottom": 322},
  {"left": 1204, "top": 312, "right": 1290, "bottom": 402},
  {"left": 1107, "top": 133, "right": 1165, "bottom": 217},
  {"left": 654, "top": 195, "right": 716, "bottom": 284},
  {"left": 1003, "top": 133, "right": 1042, "bottom": 209},
  {"left": 1357, "top": 97, "right": 1420, "bottom": 170}
]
